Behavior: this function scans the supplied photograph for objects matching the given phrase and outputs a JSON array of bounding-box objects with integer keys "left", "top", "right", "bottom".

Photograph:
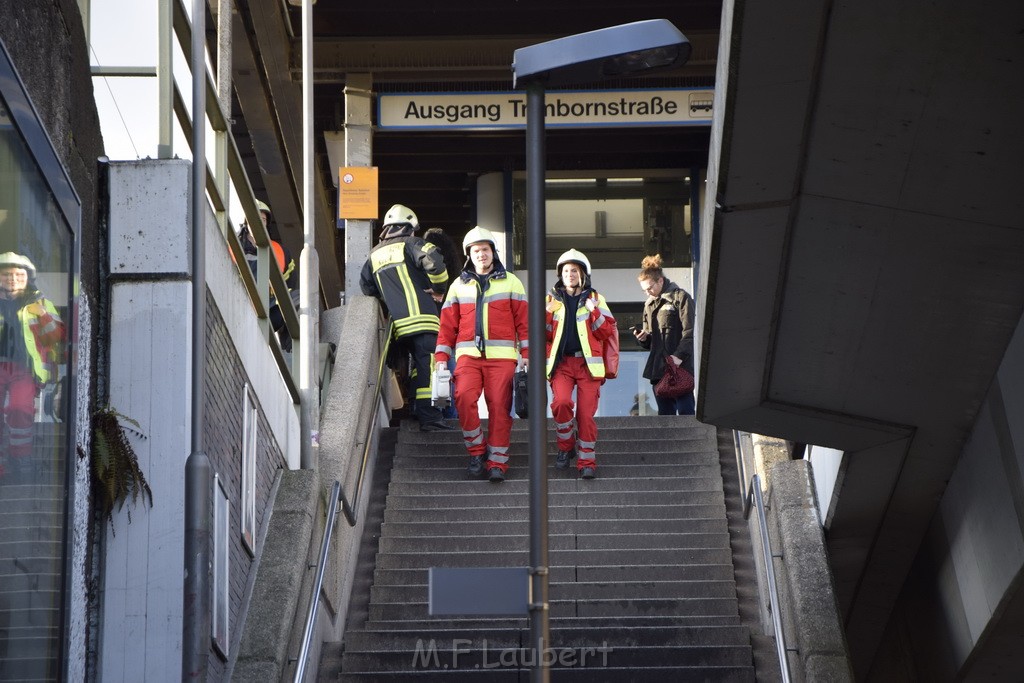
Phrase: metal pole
[
  {"left": 525, "top": 79, "right": 550, "bottom": 683},
  {"left": 299, "top": 0, "right": 320, "bottom": 469},
  {"left": 183, "top": 0, "right": 212, "bottom": 678}
]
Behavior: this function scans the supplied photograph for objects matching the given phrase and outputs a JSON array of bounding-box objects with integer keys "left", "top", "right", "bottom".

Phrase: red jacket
[
  {"left": 544, "top": 287, "right": 617, "bottom": 380},
  {"left": 435, "top": 265, "right": 529, "bottom": 363}
]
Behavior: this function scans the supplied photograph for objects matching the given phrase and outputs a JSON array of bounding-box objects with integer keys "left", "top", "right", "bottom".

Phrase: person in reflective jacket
[
  {"left": 434, "top": 226, "right": 529, "bottom": 483},
  {"left": 0, "top": 252, "right": 65, "bottom": 482},
  {"left": 544, "top": 249, "right": 617, "bottom": 479},
  {"left": 360, "top": 204, "right": 453, "bottom": 431}
]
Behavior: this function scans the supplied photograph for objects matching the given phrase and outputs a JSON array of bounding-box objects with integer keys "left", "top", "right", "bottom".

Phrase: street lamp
[{"left": 511, "top": 20, "right": 690, "bottom": 682}]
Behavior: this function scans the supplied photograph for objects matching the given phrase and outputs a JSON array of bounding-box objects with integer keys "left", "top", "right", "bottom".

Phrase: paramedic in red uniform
[
  {"left": 434, "top": 227, "right": 529, "bottom": 483},
  {"left": 0, "top": 252, "right": 65, "bottom": 482},
  {"left": 544, "top": 249, "right": 617, "bottom": 480}
]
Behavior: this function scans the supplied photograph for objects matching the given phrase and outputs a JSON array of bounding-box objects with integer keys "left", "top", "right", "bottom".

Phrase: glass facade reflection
[{"left": 0, "top": 88, "right": 74, "bottom": 680}]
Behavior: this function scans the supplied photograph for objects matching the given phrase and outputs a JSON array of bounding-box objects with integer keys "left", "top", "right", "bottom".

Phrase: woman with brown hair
[{"left": 633, "top": 254, "right": 695, "bottom": 415}]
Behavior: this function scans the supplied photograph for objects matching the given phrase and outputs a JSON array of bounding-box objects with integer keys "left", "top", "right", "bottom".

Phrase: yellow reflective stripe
[
  {"left": 395, "top": 264, "right": 420, "bottom": 317},
  {"left": 428, "top": 271, "right": 447, "bottom": 284},
  {"left": 453, "top": 345, "right": 517, "bottom": 360},
  {"left": 370, "top": 242, "right": 406, "bottom": 269},
  {"left": 394, "top": 316, "right": 440, "bottom": 336},
  {"left": 17, "top": 304, "right": 51, "bottom": 383}
]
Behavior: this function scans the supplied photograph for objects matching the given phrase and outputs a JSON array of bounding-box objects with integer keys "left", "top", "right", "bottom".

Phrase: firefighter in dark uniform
[{"left": 360, "top": 204, "right": 454, "bottom": 431}]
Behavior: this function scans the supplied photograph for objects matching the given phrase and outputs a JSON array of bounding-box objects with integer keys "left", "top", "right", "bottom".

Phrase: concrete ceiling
[
  {"left": 698, "top": 0, "right": 1024, "bottom": 675},
  {"left": 232, "top": 0, "right": 722, "bottom": 260}
]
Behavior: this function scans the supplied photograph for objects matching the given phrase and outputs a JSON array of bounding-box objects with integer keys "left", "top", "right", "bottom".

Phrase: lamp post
[{"left": 511, "top": 20, "right": 690, "bottom": 682}]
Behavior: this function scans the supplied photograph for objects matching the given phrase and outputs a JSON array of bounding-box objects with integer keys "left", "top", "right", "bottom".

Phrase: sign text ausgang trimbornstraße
[{"left": 378, "top": 89, "right": 713, "bottom": 130}]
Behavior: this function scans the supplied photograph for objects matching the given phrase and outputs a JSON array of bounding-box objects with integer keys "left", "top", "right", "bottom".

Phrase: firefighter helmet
[
  {"left": 556, "top": 248, "right": 591, "bottom": 276},
  {"left": 0, "top": 252, "right": 36, "bottom": 278},
  {"left": 383, "top": 203, "right": 419, "bottom": 231},
  {"left": 462, "top": 226, "right": 497, "bottom": 254}
]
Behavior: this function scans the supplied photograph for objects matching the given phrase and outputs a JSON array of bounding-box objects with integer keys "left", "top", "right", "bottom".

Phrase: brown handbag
[{"left": 654, "top": 355, "right": 694, "bottom": 398}]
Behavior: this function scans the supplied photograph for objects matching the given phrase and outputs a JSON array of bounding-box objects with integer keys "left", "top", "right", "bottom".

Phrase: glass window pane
[
  {"left": 511, "top": 175, "right": 692, "bottom": 270},
  {"left": 0, "top": 93, "right": 73, "bottom": 680}
]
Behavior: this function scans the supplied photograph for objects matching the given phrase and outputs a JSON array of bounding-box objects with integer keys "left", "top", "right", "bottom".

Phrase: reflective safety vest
[
  {"left": 359, "top": 234, "right": 448, "bottom": 339},
  {"left": 544, "top": 288, "right": 616, "bottom": 380},
  {"left": 1, "top": 292, "right": 65, "bottom": 384},
  {"left": 435, "top": 266, "right": 529, "bottom": 362}
]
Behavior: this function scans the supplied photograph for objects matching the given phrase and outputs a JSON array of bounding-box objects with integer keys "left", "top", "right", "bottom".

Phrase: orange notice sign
[{"left": 338, "top": 167, "right": 379, "bottom": 219}]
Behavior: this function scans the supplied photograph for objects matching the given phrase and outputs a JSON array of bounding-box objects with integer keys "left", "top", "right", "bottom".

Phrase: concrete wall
[
  {"left": 101, "top": 160, "right": 298, "bottom": 679},
  {"left": 0, "top": 1, "right": 104, "bottom": 677},
  {"left": 236, "top": 296, "right": 389, "bottom": 681},
  {"left": 871, "top": 310, "right": 1024, "bottom": 680},
  {"left": 741, "top": 434, "right": 854, "bottom": 681}
]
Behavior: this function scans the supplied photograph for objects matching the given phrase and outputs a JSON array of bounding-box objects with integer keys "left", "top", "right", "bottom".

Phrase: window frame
[{"left": 0, "top": 37, "right": 82, "bottom": 676}]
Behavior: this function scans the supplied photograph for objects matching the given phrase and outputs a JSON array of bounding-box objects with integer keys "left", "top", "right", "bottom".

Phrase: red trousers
[
  {"left": 0, "top": 361, "right": 37, "bottom": 459},
  {"left": 453, "top": 356, "right": 516, "bottom": 472},
  {"left": 549, "top": 357, "right": 602, "bottom": 469}
]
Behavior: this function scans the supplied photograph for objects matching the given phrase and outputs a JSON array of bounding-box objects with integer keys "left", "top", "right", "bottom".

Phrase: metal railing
[
  {"left": 292, "top": 318, "right": 392, "bottom": 680},
  {"left": 339, "top": 318, "right": 393, "bottom": 525},
  {"left": 90, "top": 0, "right": 301, "bottom": 399},
  {"left": 292, "top": 480, "right": 341, "bottom": 683},
  {"left": 735, "top": 431, "right": 794, "bottom": 683}
]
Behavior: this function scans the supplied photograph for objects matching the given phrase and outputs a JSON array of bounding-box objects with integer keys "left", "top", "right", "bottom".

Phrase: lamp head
[{"left": 512, "top": 19, "right": 690, "bottom": 88}]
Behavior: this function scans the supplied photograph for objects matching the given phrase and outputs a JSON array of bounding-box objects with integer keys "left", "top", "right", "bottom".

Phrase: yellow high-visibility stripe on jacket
[
  {"left": 544, "top": 289, "right": 616, "bottom": 380},
  {"left": 1, "top": 294, "right": 65, "bottom": 384},
  {"left": 435, "top": 267, "right": 529, "bottom": 362}
]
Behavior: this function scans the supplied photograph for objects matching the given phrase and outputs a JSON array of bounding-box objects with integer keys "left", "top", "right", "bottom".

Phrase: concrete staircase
[
  {"left": 329, "top": 415, "right": 758, "bottom": 682},
  {"left": 0, "top": 424, "right": 66, "bottom": 682}
]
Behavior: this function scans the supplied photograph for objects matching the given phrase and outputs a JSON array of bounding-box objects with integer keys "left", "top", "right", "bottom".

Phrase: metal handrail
[
  {"left": 293, "top": 480, "right": 340, "bottom": 683},
  {"left": 338, "top": 318, "right": 392, "bottom": 526},
  {"left": 292, "top": 317, "right": 392, "bottom": 680},
  {"left": 748, "top": 474, "right": 794, "bottom": 683}
]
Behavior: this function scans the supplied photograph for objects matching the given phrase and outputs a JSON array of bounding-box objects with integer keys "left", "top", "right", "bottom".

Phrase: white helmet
[
  {"left": 256, "top": 199, "right": 271, "bottom": 216},
  {"left": 556, "top": 248, "right": 591, "bottom": 276},
  {"left": 383, "top": 203, "right": 419, "bottom": 231},
  {"left": 0, "top": 251, "right": 36, "bottom": 278},
  {"left": 462, "top": 226, "right": 497, "bottom": 254}
]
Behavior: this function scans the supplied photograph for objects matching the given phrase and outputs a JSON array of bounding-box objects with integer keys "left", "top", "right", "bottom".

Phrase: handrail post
[{"left": 751, "top": 474, "right": 794, "bottom": 682}]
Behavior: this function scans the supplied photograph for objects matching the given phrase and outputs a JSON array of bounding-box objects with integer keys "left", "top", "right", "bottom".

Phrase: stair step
[
  {"left": 383, "top": 502, "right": 728, "bottom": 523},
  {"left": 380, "top": 517, "right": 728, "bottom": 536},
  {"left": 371, "top": 579, "right": 739, "bottom": 603},
  {"left": 373, "top": 547, "right": 735, "bottom": 569},
  {"left": 375, "top": 531, "right": 731, "bottom": 553},
  {"left": 342, "top": 643, "right": 753, "bottom": 671},
  {"left": 372, "top": 563, "right": 737, "bottom": 586},
  {"left": 389, "top": 462, "right": 721, "bottom": 482},
  {"left": 397, "top": 423, "right": 713, "bottom": 442},
  {"left": 345, "top": 624, "right": 751, "bottom": 650},
  {"left": 384, "top": 489, "right": 725, "bottom": 508},
  {"left": 357, "top": 614, "right": 743, "bottom": 632},
  {"left": 368, "top": 597, "right": 740, "bottom": 622},
  {"left": 393, "top": 441, "right": 719, "bottom": 456},
  {"left": 339, "top": 666, "right": 754, "bottom": 682}
]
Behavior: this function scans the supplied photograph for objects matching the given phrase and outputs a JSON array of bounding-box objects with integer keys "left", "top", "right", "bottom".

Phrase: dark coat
[{"left": 638, "top": 278, "right": 694, "bottom": 381}]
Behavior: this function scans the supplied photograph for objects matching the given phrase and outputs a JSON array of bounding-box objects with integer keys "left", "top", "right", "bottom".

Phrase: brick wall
[{"left": 204, "top": 290, "right": 288, "bottom": 678}]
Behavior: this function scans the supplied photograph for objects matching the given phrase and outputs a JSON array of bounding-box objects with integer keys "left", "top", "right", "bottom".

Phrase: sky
[{"left": 88, "top": 0, "right": 246, "bottom": 225}]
